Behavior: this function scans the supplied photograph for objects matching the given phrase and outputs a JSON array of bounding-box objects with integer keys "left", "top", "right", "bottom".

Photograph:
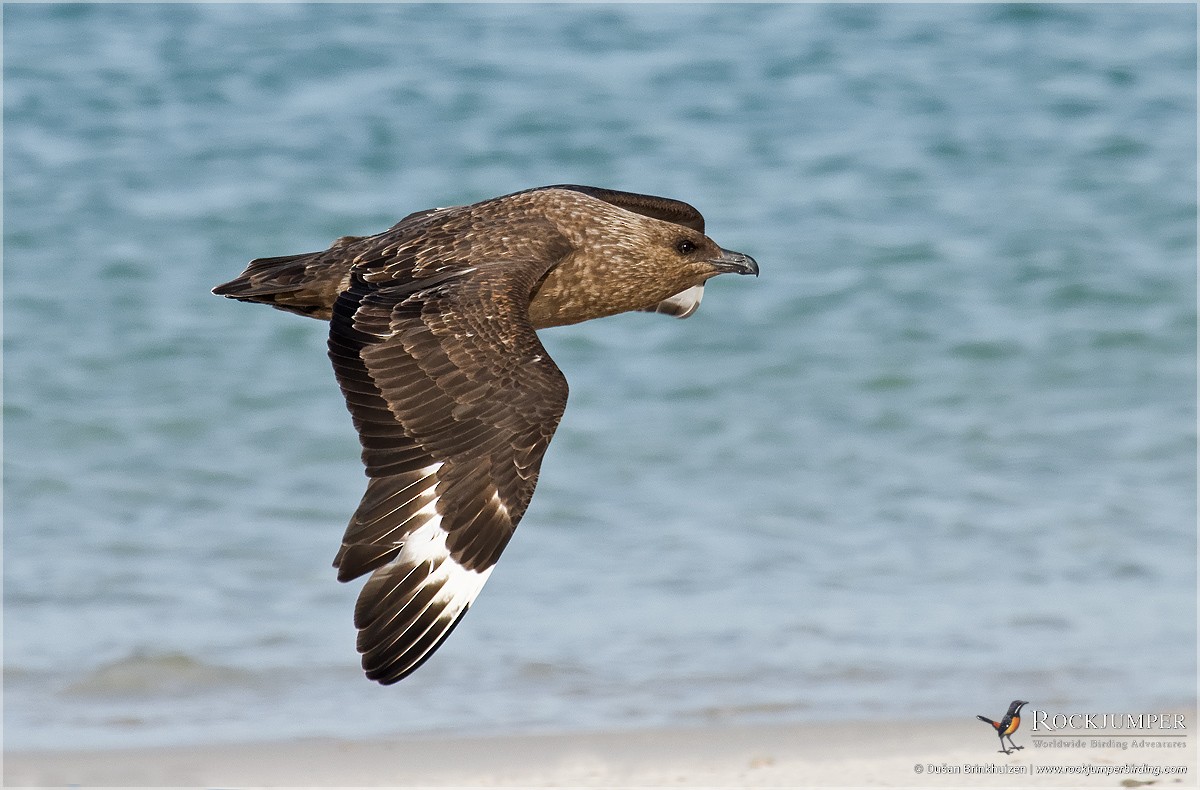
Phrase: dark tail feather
[
  {"left": 977, "top": 715, "right": 998, "bottom": 728},
  {"left": 213, "top": 251, "right": 345, "bottom": 320}
]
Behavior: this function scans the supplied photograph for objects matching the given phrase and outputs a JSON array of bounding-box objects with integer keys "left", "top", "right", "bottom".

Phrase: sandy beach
[{"left": 6, "top": 714, "right": 1195, "bottom": 788}]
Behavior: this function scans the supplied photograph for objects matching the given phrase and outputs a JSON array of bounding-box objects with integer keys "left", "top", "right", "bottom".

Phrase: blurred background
[{"left": 5, "top": 4, "right": 1195, "bottom": 749}]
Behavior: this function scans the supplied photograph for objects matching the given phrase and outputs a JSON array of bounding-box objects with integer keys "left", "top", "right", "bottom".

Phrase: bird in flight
[{"left": 214, "top": 185, "right": 758, "bottom": 684}]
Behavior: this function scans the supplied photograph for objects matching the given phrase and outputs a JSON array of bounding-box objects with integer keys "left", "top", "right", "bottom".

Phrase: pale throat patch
[{"left": 641, "top": 284, "right": 705, "bottom": 319}]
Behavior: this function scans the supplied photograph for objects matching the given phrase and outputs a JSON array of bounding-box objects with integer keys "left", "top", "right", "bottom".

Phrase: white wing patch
[
  {"left": 357, "top": 463, "right": 494, "bottom": 674},
  {"left": 358, "top": 461, "right": 443, "bottom": 533},
  {"left": 396, "top": 514, "right": 494, "bottom": 614},
  {"left": 389, "top": 460, "right": 493, "bottom": 619},
  {"left": 490, "top": 489, "right": 509, "bottom": 519}
]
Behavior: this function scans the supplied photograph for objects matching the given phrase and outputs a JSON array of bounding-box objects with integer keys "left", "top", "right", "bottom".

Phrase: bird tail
[
  {"left": 977, "top": 715, "right": 998, "bottom": 728},
  {"left": 213, "top": 250, "right": 346, "bottom": 320}
]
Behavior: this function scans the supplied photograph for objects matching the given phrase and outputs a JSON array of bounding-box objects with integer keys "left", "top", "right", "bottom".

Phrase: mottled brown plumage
[{"left": 213, "top": 185, "right": 757, "bottom": 684}]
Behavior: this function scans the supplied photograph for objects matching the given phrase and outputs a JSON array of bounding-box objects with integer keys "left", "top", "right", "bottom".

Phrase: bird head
[{"left": 667, "top": 227, "right": 760, "bottom": 280}]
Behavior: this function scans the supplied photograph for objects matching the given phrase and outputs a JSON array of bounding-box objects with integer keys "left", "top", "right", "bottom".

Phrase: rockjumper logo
[
  {"left": 977, "top": 700, "right": 1029, "bottom": 754},
  {"left": 1030, "top": 711, "right": 1187, "bottom": 732}
]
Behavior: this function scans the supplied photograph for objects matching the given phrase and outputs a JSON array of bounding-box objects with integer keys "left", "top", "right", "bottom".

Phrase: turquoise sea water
[{"left": 4, "top": 4, "right": 1195, "bottom": 750}]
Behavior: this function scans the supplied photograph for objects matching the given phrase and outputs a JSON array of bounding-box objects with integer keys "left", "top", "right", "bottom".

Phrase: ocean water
[{"left": 4, "top": 4, "right": 1195, "bottom": 750}]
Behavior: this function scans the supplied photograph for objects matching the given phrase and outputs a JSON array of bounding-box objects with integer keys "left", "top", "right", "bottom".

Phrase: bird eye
[{"left": 675, "top": 239, "right": 697, "bottom": 255}]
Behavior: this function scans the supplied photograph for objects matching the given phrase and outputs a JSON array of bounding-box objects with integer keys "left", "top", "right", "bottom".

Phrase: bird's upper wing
[{"left": 326, "top": 224, "right": 572, "bottom": 684}]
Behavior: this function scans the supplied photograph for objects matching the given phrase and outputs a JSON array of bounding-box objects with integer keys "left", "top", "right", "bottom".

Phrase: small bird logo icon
[{"left": 977, "top": 700, "right": 1029, "bottom": 754}]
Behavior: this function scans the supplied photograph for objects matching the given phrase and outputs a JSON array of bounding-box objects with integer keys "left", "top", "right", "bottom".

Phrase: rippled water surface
[{"left": 5, "top": 4, "right": 1195, "bottom": 749}]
